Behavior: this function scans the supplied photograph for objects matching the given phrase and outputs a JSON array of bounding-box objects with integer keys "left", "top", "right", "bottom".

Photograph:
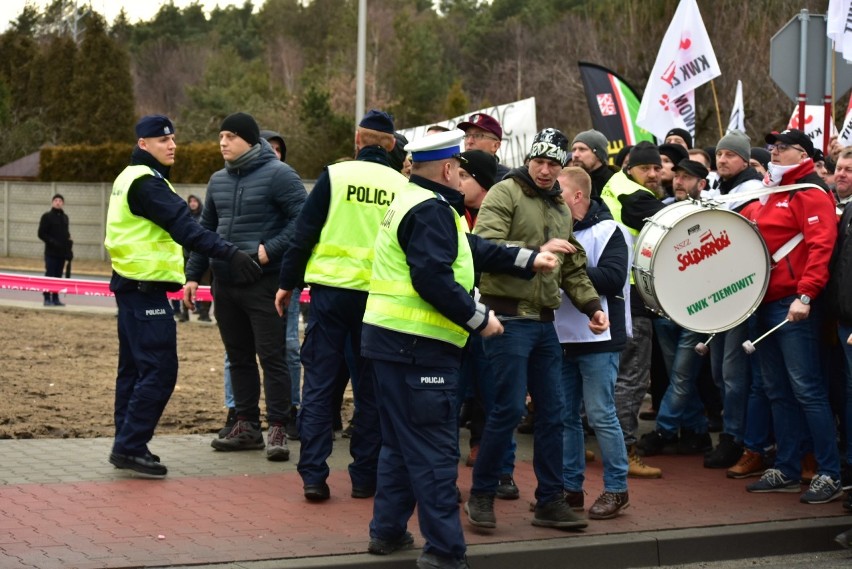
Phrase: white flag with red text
[
  {"left": 828, "top": 0, "right": 852, "bottom": 63},
  {"left": 726, "top": 80, "right": 744, "bottom": 134},
  {"left": 786, "top": 105, "right": 838, "bottom": 154},
  {"left": 637, "top": 0, "right": 721, "bottom": 141}
]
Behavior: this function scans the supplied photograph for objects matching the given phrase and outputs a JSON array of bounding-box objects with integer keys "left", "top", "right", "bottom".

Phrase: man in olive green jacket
[{"left": 466, "top": 128, "right": 608, "bottom": 531}]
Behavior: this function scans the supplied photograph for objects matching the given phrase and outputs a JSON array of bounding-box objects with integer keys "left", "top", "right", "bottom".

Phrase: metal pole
[
  {"left": 355, "top": 0, "right": 366, "bottom": 127},
  {"left": 797, "top": 9, "right": 809, "bottom": 130},
  {"left": 826, "top": 21, "right": 834, "bottom": 155}
]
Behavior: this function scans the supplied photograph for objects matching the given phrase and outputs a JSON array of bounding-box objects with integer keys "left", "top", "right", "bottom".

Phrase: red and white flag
[
  {"left": 828, "top": 0, "right": 852, "bottom": 63},
  {"left": 637, "top": 0, "right": 721, "bottom": 141},
  {"left": 786, "top": 105, "right": 838, "bottom": 152}
]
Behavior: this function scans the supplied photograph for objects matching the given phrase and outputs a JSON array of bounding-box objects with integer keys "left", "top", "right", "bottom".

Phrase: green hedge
[{"left": 39, "top": 142, "right": 224, "bottom": 183}]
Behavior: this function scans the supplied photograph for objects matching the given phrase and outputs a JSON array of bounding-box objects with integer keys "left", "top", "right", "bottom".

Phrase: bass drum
[{"left": 632, "top": 201, "right": 769, "bottom": 333}]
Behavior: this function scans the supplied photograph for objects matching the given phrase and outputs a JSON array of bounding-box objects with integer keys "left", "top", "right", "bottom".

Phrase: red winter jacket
[{"left": 742, "top": 167, "right": 837, "bottom": 303}]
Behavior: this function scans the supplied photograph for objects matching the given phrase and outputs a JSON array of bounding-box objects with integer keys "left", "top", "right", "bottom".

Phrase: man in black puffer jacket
[{"left": 185, "top": 112, "right": 306, "bottom": 462}]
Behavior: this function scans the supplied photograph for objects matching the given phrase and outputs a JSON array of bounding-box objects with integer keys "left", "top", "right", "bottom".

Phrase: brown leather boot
[
  {"left": 726, "top": 449, "right": 766, "bottom": 479},
  {"left": 589, "top": 491, "right": 629, "bottom": 520}
]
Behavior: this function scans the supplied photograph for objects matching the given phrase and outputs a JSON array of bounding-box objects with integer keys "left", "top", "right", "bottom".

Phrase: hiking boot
[
  {"left": 637, "top": 430, "right": 677, "bottom": 456},
  {"left": 211, "top": 419, "right": 265, "bottom": 451},
  {"left": 801, "top": 452, "right": 818, "bottom": 484},
  {"left": 563, "top": 489, "right": 585, "bottom": 511},
  {"left": 465, "top": 493, "right": 496, "bottom": 528},
  {"left": 368, "top": 531, "right": 414, "bottom": 555},
  {"left": 726, "top": 449, "right": 766, "bottom": 479},
  {"left": 588, "top": 491, "right": 629, "bottom": 520},
  {"left": 800, "top": 474, "right": 842, "bottom": 504},
  {"left": 704, "top": 433, "right": 743, "bottom": 469},
  {"left": 746, "top": 468, "right": 800, "bottom": 493},
  {"left": 531, "top": 496, "right": 589, "bottom": 529},
  {"left": 265, "top": 424, "right": 290, "bottom": 461},
  {"left": 416, "top": 552, "right": 470, "bottom": 569},
  {"left": 627, "top": 445, "right": 662, "bottom": 479},
  {"left": 217, "top": 407, "right": 237, "bottom": 438},
  {"left": 495, "top": 475, "right": 519, "bottom": 500},
  {"left": 676, "top": 429, "right": 713, "bottom": 455},
  {"left": 465, "top": 445, "right": 479, "bottom": 467}
]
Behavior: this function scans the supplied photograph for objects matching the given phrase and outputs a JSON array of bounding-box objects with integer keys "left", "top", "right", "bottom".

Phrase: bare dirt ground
[
  {"left": 0, "top": 257, "right": 338, "bottom": 439},
  {"left": 0, "top": 305, "right": 233, "bottom": 439}
]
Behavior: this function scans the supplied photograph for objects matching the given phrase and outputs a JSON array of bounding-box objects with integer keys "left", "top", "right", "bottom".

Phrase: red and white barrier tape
[{"left": 0, "top": 273, "right": 213, "bottom": 302}]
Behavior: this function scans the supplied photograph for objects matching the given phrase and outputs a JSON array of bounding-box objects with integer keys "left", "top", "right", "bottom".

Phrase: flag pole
[{"left": 710, "top": 80, "right": 724, "bottom": 138}]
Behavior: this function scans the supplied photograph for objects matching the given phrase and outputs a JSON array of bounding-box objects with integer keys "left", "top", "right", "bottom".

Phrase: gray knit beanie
[
  {"left": 716, "top": 130, "right": 751, "bottom": 163},
  {"left": 572, "top": 129, "right": 609, "bottom": 166}
]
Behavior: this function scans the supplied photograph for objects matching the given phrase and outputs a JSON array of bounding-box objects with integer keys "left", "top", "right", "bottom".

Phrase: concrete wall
[{"left": 0, "top": 180, "right": 314, "bottom": 261}]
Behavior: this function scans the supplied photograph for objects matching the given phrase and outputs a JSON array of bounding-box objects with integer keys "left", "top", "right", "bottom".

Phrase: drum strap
[
  {"left": 771, "top": 233, "right": 804, "bottom": 265},
  {"left": 709, "top": 183, "right": 825, "bottom": 206}
]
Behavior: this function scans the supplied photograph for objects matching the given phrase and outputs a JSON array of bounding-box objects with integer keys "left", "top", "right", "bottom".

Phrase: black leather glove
[{"left": 228, "top": 249, "right": 263, "bottom": 285}]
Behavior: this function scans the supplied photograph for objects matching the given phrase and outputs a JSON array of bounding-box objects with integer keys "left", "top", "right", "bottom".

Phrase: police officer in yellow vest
[
  {"left": 274, "top": 110, "right": 409, "bottom": 501},
  {"left": 359, "top": 129, "right": 558, "bottom": 569},
  {"left": 105, "top": 115, "right": 260, "bottom": 477}
]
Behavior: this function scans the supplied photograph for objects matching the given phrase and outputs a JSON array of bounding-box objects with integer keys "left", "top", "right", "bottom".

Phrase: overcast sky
[{"left": 0, "top": 1, "right": 255, "bottom": 33}]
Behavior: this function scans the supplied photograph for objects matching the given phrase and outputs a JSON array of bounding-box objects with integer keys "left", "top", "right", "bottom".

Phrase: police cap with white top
[{"left": 405, "top": 129, "right": 466, "bottom": 163}]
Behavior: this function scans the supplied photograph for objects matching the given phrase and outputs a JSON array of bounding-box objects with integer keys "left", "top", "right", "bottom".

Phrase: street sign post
[{"left": 770, "top": 10, "right": 852, "bottom": 152}]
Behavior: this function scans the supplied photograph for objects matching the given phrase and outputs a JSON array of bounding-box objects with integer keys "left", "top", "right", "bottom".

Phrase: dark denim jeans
[
  {"left": 755, "top": 297, "right": 839, "bottom": 480},
  {"left": 472, "top": 320, "right": 564, "bottom": 504},
  {"left": 653, "top": 318, "right": 707, "bottom": 435}
]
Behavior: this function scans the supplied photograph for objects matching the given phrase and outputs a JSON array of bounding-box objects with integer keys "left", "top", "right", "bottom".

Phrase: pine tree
[{"left": 66, "top": 13, "right": 134, "bottom": 144}]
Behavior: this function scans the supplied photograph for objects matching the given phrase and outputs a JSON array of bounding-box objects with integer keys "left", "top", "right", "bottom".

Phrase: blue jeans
[
  {"left": 756, "top": 297, "right": 840, "bottom": 480},
  {"left": 742, "top": 314, "right": 773, "bottom": 452},
  {"left": 286, "top": 289, "right": 302, "bottom": 407},
  {"left": 653, "top": 319, "right": 707, "bottom": 435},
  {"left": 472, "top": 320, "right": 564, "bottom": 504},
  {"left": 562, "top": 351, "right": 627, "bottom": 493},
  {"left": 709, "top": 321, "right": 751, "bottom": 442},
  {"left": 838, "top": 323, "right": 852, "bottom": 463}
]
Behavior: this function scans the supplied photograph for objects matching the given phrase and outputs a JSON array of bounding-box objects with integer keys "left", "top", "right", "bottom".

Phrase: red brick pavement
[{"left": 0, "top": 452, "right": 846, "bottom": 569}]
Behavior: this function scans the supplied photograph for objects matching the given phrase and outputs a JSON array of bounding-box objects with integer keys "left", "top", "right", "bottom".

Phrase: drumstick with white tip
[
  {"left": 742, "top": 319, "right": 789, "bottom": 354},
  {"left": 695, "top": 334, "right": 716, "bottom": 356},
  {"left": 694, "top": 334, "right": 715, "bottom": 356}
]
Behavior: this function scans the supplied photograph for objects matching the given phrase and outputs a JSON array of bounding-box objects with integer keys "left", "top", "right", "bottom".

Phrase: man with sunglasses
[
  {"left": 457, "top": 113, "right": 510, "bottom": 181},
  {"left": 741, "top": 128, "right": 840, "bottom": 504}
]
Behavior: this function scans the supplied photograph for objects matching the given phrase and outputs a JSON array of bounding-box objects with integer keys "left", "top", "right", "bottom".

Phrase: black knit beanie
[{"left": 220, "top": 112, "right": 260, "bottom": 146}]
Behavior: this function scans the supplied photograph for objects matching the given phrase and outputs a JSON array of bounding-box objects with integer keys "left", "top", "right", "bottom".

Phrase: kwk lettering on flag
[{"left": 637, "top": 0, "right": 721, "bottom": 141}]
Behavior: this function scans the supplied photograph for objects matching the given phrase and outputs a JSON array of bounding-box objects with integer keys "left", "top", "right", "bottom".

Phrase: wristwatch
[{"left": 798, "top": 294, "right": 811, "bottom": 305}]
